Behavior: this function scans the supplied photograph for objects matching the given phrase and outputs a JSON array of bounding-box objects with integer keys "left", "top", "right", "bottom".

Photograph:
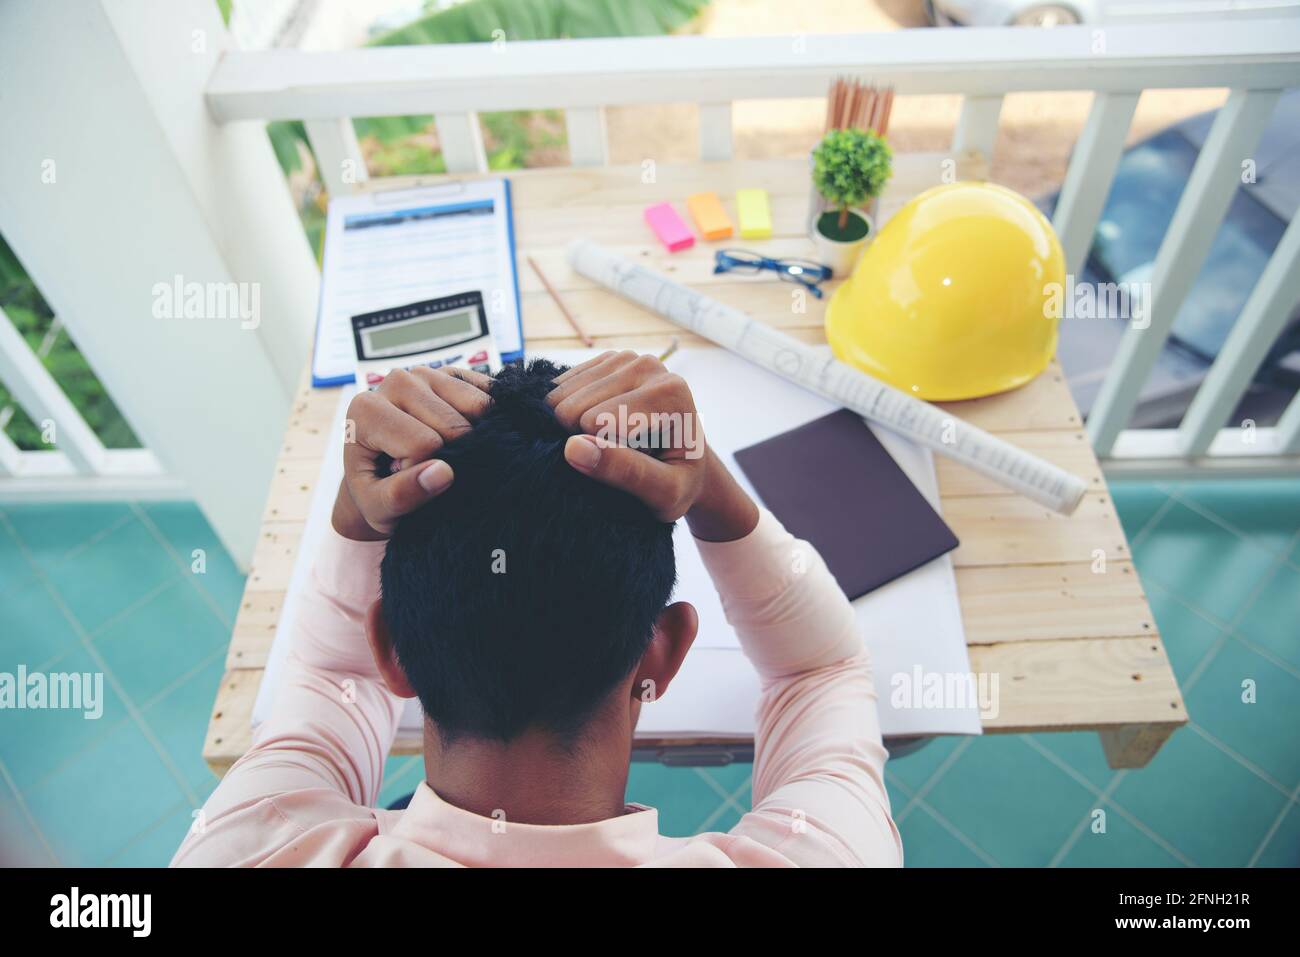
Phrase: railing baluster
[
  {"left": 1276, "top": 392, "right": 1300, "bottom": 454},
  {"left": 1052, "top": 92, "right": 1140, "bottom": 275},
  {"left": 698, "top": 102, "right": 733, "bottom": 162},
  {"left": 565, "top": 107, "right": 608, "bottom": 166},
  {"left": 1178, "top": 213, "right": 1300, "bottom": 456},
  {"left": 0, "top": 430, "right": 20, "bottom": 477},
  {"left": 434, "top": 112, "right": 488, "bottom": 173},
  {"left": 951, "top": 94, "right": 1004, "bottom": 162},
  {"left": 0, "top": 305, "right": 106, "bottom": 474},
  {"left": 1086, "top": 88, "right": 1281, "bottom": 456},
  {"left": 303, "top": 118, "right": 367, "bottom": 197}
]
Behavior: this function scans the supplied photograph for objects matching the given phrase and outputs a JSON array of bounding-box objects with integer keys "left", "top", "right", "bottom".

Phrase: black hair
[{"left": 380, "top": 359, "right": 677, "bottom": 744}]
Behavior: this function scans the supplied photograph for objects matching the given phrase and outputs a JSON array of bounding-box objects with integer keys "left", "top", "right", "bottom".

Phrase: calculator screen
[{"left": 360, "top": 306, "right": 480, "bottom": 358}]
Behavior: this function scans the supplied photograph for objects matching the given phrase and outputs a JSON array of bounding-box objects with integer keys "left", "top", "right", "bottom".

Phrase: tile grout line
[
  {"left": 1022, "top": 734, "right": 1108, "bottom": 799},
  {"left": 1229, "top": 630, "right": 1300, "bottom": 683},
  {"left": 103, "top": 797, "right": 194, "bottom": 867},
  {"left": 1246, "top": 781, "right": 1300, "bottom": 868},
  {"left": 10, "top": 509, "right": 136, "bottom": 573},
  {"left": 1157, "top": 526, "right": 1297, "bottom": 696},
  {"left": 1132, "top": 511, "right": 1300, "bottom": 861},
  {"left": 84, "top": 575, "right": 184, "bottom": 643},
  {"left": 1166, "top": 486, "right": 1300, "bottom": 564},
  {"left": 910, "top": 798, "right": 1001, "bottom": 867},
  {"left": 138, "top": 644, "right": 230, "bottom": 714},
  {"left": 378, "top": 756, "right": 423, "bottom": 806},
  {"left": 895, "top": 736, "right": 972, "bottom": 824},
  {"left": 131, "top": 503, "right": 237, "bottom": 631},
  {"left": 1, "top": 515, "right": 203, "bottom": 809},
  {"left": 0, "top": 756, "right": 61, "bottom": 866},
  {"left": 1097, "top": 785, "right": 1198, "bottom": 867},
  {"left": 1179, "top": 532, "right": 1296, "bottom": 702},
  {"left": 1023, "top": 733, "right": 1196, "bottom": 866},
  {"left": 1126, "top": 494, "right": 1177, "bottom": 551},
  {"left": 692, "top": 766, "right": 750, "bottom": 817},
  {"left": 1047, "top": 773, "right": 1128, "bottom": 868},
  {"left": 1018, "top": 736, "right": 1164, "bottom": 868},
  {"left": 694, "top": 775, "right": 753, "bottom": 833},
  {"left": 1187, "top": 722, "right": 1293, "bottom": 801}
]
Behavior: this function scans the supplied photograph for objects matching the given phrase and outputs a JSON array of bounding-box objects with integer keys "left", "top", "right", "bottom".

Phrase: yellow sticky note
[
  {"left": 686, "top": 191, "right": 733, "bottom": 241},
  {"left": 736, "top": 189, "right": 772, "bottom": 239}
]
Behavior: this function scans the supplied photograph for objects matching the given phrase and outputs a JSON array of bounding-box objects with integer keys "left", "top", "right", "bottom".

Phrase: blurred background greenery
[{"left": 0, "top": 0, "right": 710, "bottom": 452}]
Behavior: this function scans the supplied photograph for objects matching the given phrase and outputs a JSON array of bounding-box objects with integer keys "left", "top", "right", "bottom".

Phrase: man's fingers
[
  {"left": 385, "top": 372, "right": 473, "bottom": 442},
  {"left": 551, "top": 354, "right": 667, "bottom": 431},
  {"left": 576, "top": 374, "right": 695, "bottom": 445},
  {"left": 406, "top": 366, "right": 492, "bottom": 423},
  {"left": 563, "top": 435, "right": 693, "bottom": 522},
  {"left": 546, "top": 351, "right": 639, "bottom": 409},
  {"left": 348, "top": 391, "right": 445, "bottom": 462},
  {"left": 362, "top": 460, "right": 455, "bottom": 533},
  {"left": 551, "top": 350, "right": 618, "bottom": 386}
]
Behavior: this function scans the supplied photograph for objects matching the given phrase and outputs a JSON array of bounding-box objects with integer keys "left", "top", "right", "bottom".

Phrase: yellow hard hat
[{"left": 825, "top": 181, "right": 1065, "bottom": 401}]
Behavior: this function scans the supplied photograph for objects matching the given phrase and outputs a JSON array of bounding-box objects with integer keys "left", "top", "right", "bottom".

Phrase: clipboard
[{"left": 313, "top": 179, "right": 525, "bottom": 387}]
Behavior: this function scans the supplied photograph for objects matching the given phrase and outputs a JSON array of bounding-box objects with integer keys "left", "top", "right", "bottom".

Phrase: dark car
[{"left": 1039, "top": 89, "right": 1300, "bottom": 429}]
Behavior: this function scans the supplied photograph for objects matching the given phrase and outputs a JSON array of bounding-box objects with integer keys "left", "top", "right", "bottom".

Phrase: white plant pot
[{"left": 812, "top": 209, "right": 874, "bottom": 278}]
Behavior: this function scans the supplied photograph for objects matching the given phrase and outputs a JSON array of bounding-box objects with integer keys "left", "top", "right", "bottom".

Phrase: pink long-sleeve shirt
[{"left": 172, "top": 510, "right": 902, "bottom": 867}]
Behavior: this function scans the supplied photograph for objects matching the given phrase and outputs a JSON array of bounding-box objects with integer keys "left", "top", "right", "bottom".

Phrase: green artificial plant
[{"left": 812, "top": 128, "right": 893, "bottom": 237}]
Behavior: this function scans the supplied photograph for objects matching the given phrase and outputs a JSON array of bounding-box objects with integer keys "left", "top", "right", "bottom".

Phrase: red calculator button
[
  {"left": 366, "top": 372, "right": 385, "bottom": 385},
  {"left": 469, "top": 351, "right": 489, "bottom": 364}
]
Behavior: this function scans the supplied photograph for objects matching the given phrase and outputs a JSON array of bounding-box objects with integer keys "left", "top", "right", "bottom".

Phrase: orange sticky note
[{"left": 686, "top": 191, "right": 733, "bottom": 241}]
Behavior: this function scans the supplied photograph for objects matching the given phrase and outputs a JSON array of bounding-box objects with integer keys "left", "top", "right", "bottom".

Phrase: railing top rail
[{"left": 205, "top": 19, "right": 1300, "bottom": 123}]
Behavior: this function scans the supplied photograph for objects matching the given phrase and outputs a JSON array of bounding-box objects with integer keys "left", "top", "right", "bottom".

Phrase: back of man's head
[{"left": 380, "top": 359, "right": 677, "bottom": 744}]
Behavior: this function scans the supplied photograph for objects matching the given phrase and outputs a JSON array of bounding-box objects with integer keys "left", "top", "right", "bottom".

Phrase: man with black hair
[{"left": 174, "top": 353, "right": 902, "bottom": 867}]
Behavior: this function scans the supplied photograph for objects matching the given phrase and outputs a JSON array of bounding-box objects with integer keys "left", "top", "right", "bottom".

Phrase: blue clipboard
[{"left": 312, "top": 178, "right": 525, "bottom": 388}]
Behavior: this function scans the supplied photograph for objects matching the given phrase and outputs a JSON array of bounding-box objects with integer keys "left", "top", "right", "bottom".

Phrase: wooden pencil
[{"left": 527, "top": 255, "right": 594, "bottom": 348}]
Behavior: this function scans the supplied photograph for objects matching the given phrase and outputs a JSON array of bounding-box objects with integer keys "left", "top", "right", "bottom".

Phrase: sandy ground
[{"left": 603, "top": 0, "right": 1227, "bottom": 198}]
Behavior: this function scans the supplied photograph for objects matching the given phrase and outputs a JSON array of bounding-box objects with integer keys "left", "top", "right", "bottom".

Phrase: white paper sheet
[
  {"left": 314, "top": 180, "right": 524, "bottom": 385},
  {"left": 253, "top": 349, "right": 982, "bottom": 739}
]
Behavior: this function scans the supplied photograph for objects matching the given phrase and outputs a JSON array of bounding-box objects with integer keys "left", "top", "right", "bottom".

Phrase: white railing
[
  {"left": 204, "top": 19, "right": 1300, "bottom": 478},
  {"left": 2, "top": 6, "right": 1298, "bottom": 565},
  {"left": 0, "top": 305, "right": 183, "bottom": 499}
]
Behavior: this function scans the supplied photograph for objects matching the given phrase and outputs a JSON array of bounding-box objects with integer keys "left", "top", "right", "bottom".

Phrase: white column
[{"left": 0, "top": 0, "right": 321, "bottom": 566}]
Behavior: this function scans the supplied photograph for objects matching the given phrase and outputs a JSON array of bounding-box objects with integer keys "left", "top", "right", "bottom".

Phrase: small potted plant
[{"left": 811, "top": 128, "right": 893, "bottom": 276}]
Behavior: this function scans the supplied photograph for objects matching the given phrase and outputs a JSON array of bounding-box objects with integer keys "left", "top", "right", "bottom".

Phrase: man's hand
[
  {"left": 547, "top": 351, "right": 757, "bottom": 540},
  {"left": 547, "top": 351, "right": 705, "bottom": 523},
  {"left": 334, "top": 367, "right": 492, "bottom": 540}
]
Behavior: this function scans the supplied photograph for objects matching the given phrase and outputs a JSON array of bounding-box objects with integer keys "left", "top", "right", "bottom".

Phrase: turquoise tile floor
[{"left": 1, "top": 481, "right": 1297, "bottom": 866}]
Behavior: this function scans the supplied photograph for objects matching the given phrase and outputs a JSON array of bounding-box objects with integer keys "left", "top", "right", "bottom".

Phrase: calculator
[{"left": 351, "top": 291, "right": 500, "bottom": 389}]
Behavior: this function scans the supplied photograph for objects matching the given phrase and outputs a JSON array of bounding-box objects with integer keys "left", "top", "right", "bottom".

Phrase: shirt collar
[{"left": 389, "top": 782, "right": 661, "bottom": 867}]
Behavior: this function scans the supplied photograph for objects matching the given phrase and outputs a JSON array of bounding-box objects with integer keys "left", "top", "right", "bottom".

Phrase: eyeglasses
[{"left": 713, "top": 249, "right": 833, "bottom": 298}]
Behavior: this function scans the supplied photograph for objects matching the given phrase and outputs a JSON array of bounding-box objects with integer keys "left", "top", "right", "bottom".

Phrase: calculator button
[
  {"left": 426, "top": 359, "right": 443, "bottom": 369},
  {"left": 472, "top": 364, "right": 490, "bottom": 374},
  {"left": 443, "top": 354, "right": 462, "bottom": 365},
  {"left": 366, "top": 372, "right": 386, "bottom": 385},
  {"left": 469, "top": 351, "right": 489, "bottom": 364}
]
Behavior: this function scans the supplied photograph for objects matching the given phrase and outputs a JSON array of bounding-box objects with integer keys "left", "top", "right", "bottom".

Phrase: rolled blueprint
[{"left": 567, "top": 239, "right": 1087, "bottom": 515}]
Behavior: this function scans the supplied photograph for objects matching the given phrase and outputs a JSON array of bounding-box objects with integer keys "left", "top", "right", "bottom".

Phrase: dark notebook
[{"left": 733, "top": 408, "right": 959, "bottom": 601}]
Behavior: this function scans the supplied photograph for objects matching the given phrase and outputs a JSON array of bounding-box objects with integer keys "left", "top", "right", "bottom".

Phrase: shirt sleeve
[
  {"left": 694, "top": 509, "right": 903, "bottom": 867},
  {"left": 172, "top": 527, "right": 403, "bottom": 866}
]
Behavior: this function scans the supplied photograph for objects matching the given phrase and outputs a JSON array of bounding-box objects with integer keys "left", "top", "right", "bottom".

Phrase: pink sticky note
[{"left": 644, "top": 202, "right": 695, "bottom": 252}]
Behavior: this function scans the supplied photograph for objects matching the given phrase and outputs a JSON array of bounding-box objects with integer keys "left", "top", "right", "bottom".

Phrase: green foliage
[
  {"left": 373, "top": 0, "right": 707, "bottom": 46},
  {"left": 267, "top": 119, "right": 309, "bottom": 175},
  {"left": 0, "top": 235, "right": 140, "bottom": 451},
  {"left": 354, "top": 0, "right": 708, "bottom": 143},
  {"left": 264, "top": 0, "right": 711, "bottom": 257},
  {"left": 812, "top": 128, "right": 893, "bottom": 227}
]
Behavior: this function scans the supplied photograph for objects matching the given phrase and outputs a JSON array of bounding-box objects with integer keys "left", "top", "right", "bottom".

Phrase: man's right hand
[{"left": 335, "top": 366, "right": 492, "bottom": 540}]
